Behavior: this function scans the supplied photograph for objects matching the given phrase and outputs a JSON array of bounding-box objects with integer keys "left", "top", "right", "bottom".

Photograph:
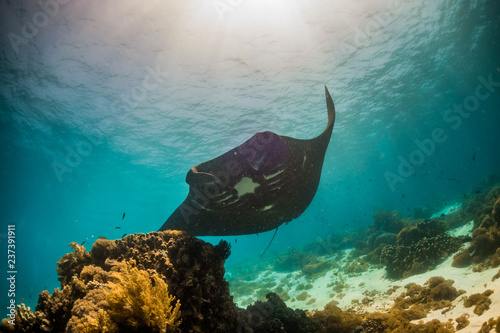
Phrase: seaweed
[
  {"left": 464, "top": 289, "right": 494, "bottom": 316},
  {"left": 478, "top": 316, "right": 500, "bottom": 333},
  {"left": 391, "top": 277, "right": 463, "bottom": 318},
  {"left": 66, "top": 260, "right": 181, "bottom": 333},
  {"left": 455, "top": 314, "right": 470, "bottom": 331}
]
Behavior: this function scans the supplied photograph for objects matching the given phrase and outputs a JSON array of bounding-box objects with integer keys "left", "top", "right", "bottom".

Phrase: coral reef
[
  {"left": 244, "top": 292, "right": 321, "bottom": 333},
  {"left": 450, "top": 192, "right": 500, "bottom": 267},
  {"left": 273, "top": 249, "right": 317, "bottom": 272},
  {"left": 343, "top": 257, "right": 371, "bottom": 275},
  {"left": 57, "top": 242, "right": 92, "bottom": 286},
  {"left": 310, "top": 301, "right": 361, "bottom": 333},
  {"left": 6, "top": 231, "right": 240, "bottom": 333},
  {"left": 396, "top": 219, "right": 447, "bottom": 246},
  {"left": 310, "top": 278, "right": 459, "bottom": 333},
  {"left": 372, "top": 210, "right": 408, "bottom": 234},
  {"left": 381, "top": 233, "right": 462, "bottom": 279},
  {"left": 301, "top": 257, "right": 333, "bottom": 278}
]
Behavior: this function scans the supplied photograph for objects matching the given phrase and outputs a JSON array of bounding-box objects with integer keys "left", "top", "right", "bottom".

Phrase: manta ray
[{"left": 159, "top": 86, "right": 335, "bottom": 236}]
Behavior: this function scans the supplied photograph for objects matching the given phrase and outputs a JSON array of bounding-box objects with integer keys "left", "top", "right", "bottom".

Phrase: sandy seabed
[{"left": 229, "top": 220, "right": 500, "bottom": 332}]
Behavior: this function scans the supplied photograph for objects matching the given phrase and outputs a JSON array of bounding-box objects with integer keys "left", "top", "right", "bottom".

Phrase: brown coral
[
  {"left": 391, "top": 277, "right": 463, "bottom": 319},
  {"left": 464, "top": 290, "right": 494, "bottom": 315},
  {"left": 57, "top": 242, "right": 92, "bottom": 286},
  {"left": 455, "top": 314, "right": 470, "bottom": 331},
  {"left": 452, "top": 250, "right": 473, "bottom": 268},
  {"left": 464, "top": 193, "right": 500, "bottom": 265}
]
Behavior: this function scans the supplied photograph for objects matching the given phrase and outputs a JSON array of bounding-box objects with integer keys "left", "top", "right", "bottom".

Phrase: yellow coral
[
  {"left": 67, "top": 260, "right": 181, "bottom": 333},
  {"left": 105, "top": 261, "right": 182, "bottom": 331}
]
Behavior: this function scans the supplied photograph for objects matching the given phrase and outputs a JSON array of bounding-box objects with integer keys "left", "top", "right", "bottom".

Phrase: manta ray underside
[{"left": 159, "top": 86, "right": 336, "bottom": 236}]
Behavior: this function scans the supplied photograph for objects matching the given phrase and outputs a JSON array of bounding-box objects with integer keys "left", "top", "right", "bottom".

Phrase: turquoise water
[{"left": 0, "top": 0, "right": 499, "bottom": 309}]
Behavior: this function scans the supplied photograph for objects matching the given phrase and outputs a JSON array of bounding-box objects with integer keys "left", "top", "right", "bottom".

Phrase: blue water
[{"left": 1, "top": 0, "right": 499, "bottom": 309}]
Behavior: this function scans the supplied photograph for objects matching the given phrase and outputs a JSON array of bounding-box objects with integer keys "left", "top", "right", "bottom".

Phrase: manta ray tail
[{"left": 260, "top": 227, "right": 279, "bottom": 257}]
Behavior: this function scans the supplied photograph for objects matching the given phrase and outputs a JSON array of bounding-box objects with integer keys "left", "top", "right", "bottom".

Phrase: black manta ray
[{"left": 159, "top": 86, "right": 335, "bottom": 236}]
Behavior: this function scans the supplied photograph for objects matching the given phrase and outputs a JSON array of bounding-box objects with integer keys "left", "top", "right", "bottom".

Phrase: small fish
[
  {"left": 114, "top": 226, "right": 121, "bottom": 229},
  {"left": 80, "top": 240, "right": 86, "bottom": 246},
  {"left": 122, "top": 212, "right": 126, "bottom": 221},
  {"left": 472, "top": 153, "right": 476, "bottom": 162},
  {"left": 122, "top": 233, "right": 127, "bottom": 238},
  {"left": 402, "top": 194, "right": 405, "bottom": 198},
  {"left": 235, "top": 239, "right": 237, "bottom": 244},
  {"left": 475, "top": 190, "right": 480, "bottom": 194}
]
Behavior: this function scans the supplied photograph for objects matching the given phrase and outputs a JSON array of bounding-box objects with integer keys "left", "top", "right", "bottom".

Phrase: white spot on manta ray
[
  {"left": 233, "top": 177, "right": 260, "bottom": 197},
  {"left": 264, "top": 169, "right": 284, "bottom": 180},
  {"left": 262, "top": 204, "right": 274, "bottom": 211}
]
